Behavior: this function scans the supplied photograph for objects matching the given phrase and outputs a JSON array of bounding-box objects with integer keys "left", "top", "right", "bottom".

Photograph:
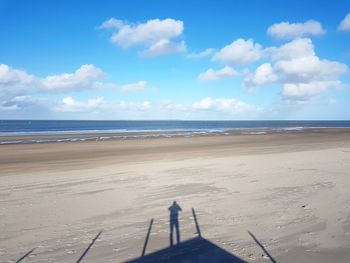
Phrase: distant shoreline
[{"left": 1, "top": 127, "right": 350, "bottom": 145}]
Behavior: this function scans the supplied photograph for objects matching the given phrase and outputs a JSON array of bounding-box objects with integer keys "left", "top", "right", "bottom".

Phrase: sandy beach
[{"left": 1, "top": 129, "right": 350, "bottom": 262}]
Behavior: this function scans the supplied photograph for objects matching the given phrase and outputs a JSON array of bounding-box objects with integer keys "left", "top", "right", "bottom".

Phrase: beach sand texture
[{"left": 1, "top": 129, "right": 350, "bottom": 262}]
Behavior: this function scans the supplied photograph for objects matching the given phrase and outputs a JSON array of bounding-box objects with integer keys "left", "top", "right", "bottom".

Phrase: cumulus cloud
[
  {"left": 192, "top": 97, "right": 259, "bottom": 113},
  {"left": 54, "top": 96, "right": 152, "bottom": 113},
  {"left": 1, "top": 95, "right": 33, "bottom": 110},
  {"left": 267, "top": 20, "right": 325, "bottom": 39},
  {"left": 0, "top": 95, "right": 50, "bottom": 118},
  {"left": 281, "top": 81, "right": 341, "bottom": 100},
  {"left": 54, "top": 96, "right": 105, "bottom": 112},
  {"left": 244, "top": 63, "right": 278, "bottom": 87},
  {"left": 187, "top": 48, "right": 215, "bottom": 59},
  {"left": 198, "top": 66, "right": 238, "bottom": 81},
  {"left": 99, "top": 18, "right": 186, "bottom": 56},
  {"left": 142, "top": 39, "right": 186, "bottom": 57},
  {"left": 0, "top": 64, "right": 107, "bottom": 93},
  {"left": 110, "top": 18, "right": 183, "bottom": 47},
  {"left": 269, "top": 39, "right": 348, "bottom": 85},
  {"left": 120, "top": 81, "right": 147, "bottom": 92},
  {"left": 39, "top": 64, "right": 104, "bottom": 92},
  {"left": 338, "top": 13, "right": 350, "bottom": 31},
  {"left": 0, "top": 64, "right": 40, "bottom": 112},
  {"left": 0, "top": 64, "right": 35, "bottom": 89},
  {"left": 264, "top": 38, "right": 315, "bottom": 61},
  {"left": 98, "top": 18, "right": 124, "bottom": 29},
  {"left": 212, "top": 38, "right": 261, "bottom": 65},
  {"left": 0, "top": 64, "right": 153, "bottom": 116},
  {"left": 275, "top": 55, "right": 348, "bottom": 83},
  {"left": 161, "top": 97, "right": 261, "bottom": 116},
  {"left": 246, "top": 38, "right": 348, "bottom": 101},
  {"left": 0, "top": 63, "right": 151, "bottom": 95}
]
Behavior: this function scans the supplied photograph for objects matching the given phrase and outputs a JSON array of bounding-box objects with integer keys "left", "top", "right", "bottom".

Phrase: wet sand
[{"left": 1, "top": 129, "right": 350, "bottom": 262}]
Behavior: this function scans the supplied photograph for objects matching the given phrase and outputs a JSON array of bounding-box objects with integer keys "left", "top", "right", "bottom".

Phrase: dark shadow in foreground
[
  {"left": 248, "top": 231, "right": 277, "bottom": 263},
  {"left": 125, "top": 206, "right": 246, "bottom": 262},
  {"left": 124, "top": 236, "right": 247, "bottom": 263},
  {"left": 16, "top": 248, "right": 35, "bottom": 263},
  {"left": 141, "top": 219, "right": 154, "bottom": 257},
  {"left": 168, "top": 201, "right": 182, "bottom": 247}
]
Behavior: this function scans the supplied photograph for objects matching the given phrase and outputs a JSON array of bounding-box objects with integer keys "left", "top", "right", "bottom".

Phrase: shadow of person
[
  {"left": 125, "top": 206, "right": 248, "bottom": 262},
  {"left": 168, "top": 201, "right": 182, "bottom": 247}
]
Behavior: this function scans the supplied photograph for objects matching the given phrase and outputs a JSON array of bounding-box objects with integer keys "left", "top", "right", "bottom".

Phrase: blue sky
[{"left": 0, "top": 0, "right": 350, "bottom": 120}]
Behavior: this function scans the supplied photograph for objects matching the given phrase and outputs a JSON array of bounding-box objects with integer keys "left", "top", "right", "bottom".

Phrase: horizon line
[{"left": 1, "top": 119, "right": 350, "bottom": 122}]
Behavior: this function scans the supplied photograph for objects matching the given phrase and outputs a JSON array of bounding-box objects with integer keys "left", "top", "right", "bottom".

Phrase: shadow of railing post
[
  {"left": 141, "top": 218, "right": 154, "bottom": 257},
  {"left": 248, "top": 231, "right": 277, "bottom": 263},
  {"left": 124, "top": 207, "right": 248, "bottom": 262},
  {"left": 192, "top": 208, "right": 202, "bottom": 237},
  {"left": 16, "top": 248, "right": 35, "bottom": 263},
  {"left": 76, "top": 230, "right": 103, "bottom": 263}
]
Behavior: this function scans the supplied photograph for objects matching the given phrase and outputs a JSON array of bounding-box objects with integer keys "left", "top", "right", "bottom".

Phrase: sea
[{"left": 0, "top": 120, "right": 349, "bottom": 144}]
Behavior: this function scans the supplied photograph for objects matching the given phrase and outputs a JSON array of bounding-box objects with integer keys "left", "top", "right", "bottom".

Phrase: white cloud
[
  {"left": 0, "top": 64, "right": 34, "bottom": 89},
  {"left": 110, "top": 18, "right": 183, "bottom": 47},
  {"left": 187, "top": 48, "right": 215, "bottom": 59},
  {"left": 0, "top": 64, "right": 108, "bottom": 93},
  {"left": 54, "top": 96, "right": 105, "bottom": 112},
  {"left": 99, "top": 18, "right": 185, "bottom": 56},
  {"left": 120, "top": 81, "right": 147, "bottom": 92},
  {"left": 192, "top": 97, "right": 261, "bottom": 114},
  {"left": 198, "top": 66, "right": 238, "bottom": 81},
  {"left": 0, "top": 63, "right": 153, "bottom": 117},
  {"left": 263, "top": 38, "right": 347, "bottom": 84},
  {"left": 40, "top": 64, "right": 104, "bottom": 92},
  {"left": 54, "top": 96, "right": 152, "bottom": 113},
  {"left": 275, "top": 55, "right": 348, "bottom": 83},
  {"left": 247, "top": 38, "right": 348, "bottom": 101},
  {"left": 142, "top": 39, "right": 186, "bottom": 57},
  {"left": 0, "top": 95, "right": 50, "bottom": 115},
  {"left": 212, "top": 38, "right": 261, "bottom": 65},
  {"left": 267, "top": 20, "right": 325, "bottom": 39},
  {"left": 1, "top": 95, "right": 32, "bottom": 110},
  {"left": 338, "top": 13, "right": 350, "bottom": 31},
  {"left": 281, "top": 81, "right": 340, "bottom": 100},
  {"left": 0, "top": 65, "right": 39, "bottom": 112},
  {"left": 265, "top": 38, "right": 315, "bottom": 61},
  {"left": 0, "top": 63, "right": 151, "bottom": 95},
  {"left": 98, "top": 18, "right": 124, "bottom": 29},
  {"left": 160, "top": 97, "right": 261, "bottom": 116},
  {"left": 244, "top": 63, "right": 278, "bottom": 87}
]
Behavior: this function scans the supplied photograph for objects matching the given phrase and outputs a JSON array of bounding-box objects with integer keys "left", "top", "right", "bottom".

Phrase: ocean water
[{"left": 0, "top": 120, "right": 349, "bottom": 144}]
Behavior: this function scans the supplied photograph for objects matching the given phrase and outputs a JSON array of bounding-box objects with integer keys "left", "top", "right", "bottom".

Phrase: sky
[{"left": 0, "top": 0, "right": 350, "bottom": 120}]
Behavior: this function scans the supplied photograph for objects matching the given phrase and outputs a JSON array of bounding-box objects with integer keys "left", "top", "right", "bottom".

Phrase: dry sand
[{"left": 1, "top": 129, "right": 350, "bottom": 262}]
